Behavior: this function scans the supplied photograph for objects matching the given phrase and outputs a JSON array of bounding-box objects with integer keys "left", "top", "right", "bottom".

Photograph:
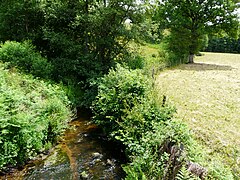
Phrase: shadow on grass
[{"left": 178, "top": 63, "right": 233, "bottom": 71}]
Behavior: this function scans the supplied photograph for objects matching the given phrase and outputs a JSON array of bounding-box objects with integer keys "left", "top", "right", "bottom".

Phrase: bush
[
  {"left": 121, "top": 54, "right": 145, "bottom": 70},
  {"left": 91, "top": 64, "right": 152, "bottom": 134},
  {"left": 91, "top": 65, "right": 182, "bottom": 178},
  {"left": 0, "top": 41, "right": 52, "bottom": 79},
  {"left": 123, "top": 120, "right": 195, "bottom": 179},
  {"left": 0, "top": 63, "right": 72, "bottom": 170}
]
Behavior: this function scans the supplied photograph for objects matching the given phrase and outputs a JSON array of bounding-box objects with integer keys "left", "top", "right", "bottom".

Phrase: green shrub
[
  {"left": 91, "top": 64, "right": 233, "bottom": 179},
  {"left": 111, "top": 99, "right": 175, "bottom": 154},
  {"left": 91, "top": 65, "right": 151, "bottom": 134},
  {"left": 91, "top": 65, "right": 181, "bottom": 178},
  {"left": 121, "top": 54, "right": 145, "bottom": 70},
  {"left": 0, "top": 41, "right": 52, "bottom": 79},
  {"left": 0, "top": 63, "right": 72, "bottom": 170},
  {"left": 123, "top": 120, "right": 195, "bottom": 179}
]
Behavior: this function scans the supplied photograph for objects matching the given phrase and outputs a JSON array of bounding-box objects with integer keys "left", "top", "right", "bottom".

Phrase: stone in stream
[
  {"left": 106, "top": 159, "right": 115, "bottom": 166},
  {"left": 92, "top": 152, "right": 103, "bottom": 159},
  {"left": 89, "top": 152, "right": 104, "bottom": 166}
]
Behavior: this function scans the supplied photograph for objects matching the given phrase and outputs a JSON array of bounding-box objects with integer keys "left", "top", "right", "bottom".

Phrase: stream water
[{"left": 0, "top": 112, "right": 126, "bottom": 180}]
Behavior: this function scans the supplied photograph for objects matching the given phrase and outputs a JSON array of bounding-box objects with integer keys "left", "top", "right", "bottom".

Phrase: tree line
[
  {"left": 0, "top": 0, "right": 238, "bottom": 77},
  {"left": 205, "top": 36, "right": 240, "bottom": 53}
]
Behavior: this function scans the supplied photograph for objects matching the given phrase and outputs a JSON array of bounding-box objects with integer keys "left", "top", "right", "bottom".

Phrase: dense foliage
[
  {"left": 0, "top": 41, "right": 52, "bottom": 79},
  {"left": 0, "top": 0, "right": 141, "bottom": 105},
  {"left": 123, "top": 120, "right": 195, "bottom": 179},
  {"left": 0, "top": 63, "right": 72, "bottom": 170},
  {"left": 0, "top": 0, "right": 44, "bottom": 43},
  {"left": 205, "top": 36, "right": 240, "bottom": 53},
  {"left": 0, "top": 0, "right": 238, "bottom": 178},
  {"left": 42, "top": 0, "right": 139, "bottom": 82},
  {"left": 91, "top": 65, "right": 201, "bottom": 179},
  {"left": 92, "top": 65, "right": 152, "bottom": 133},
  {"left": 0, "top": 0, "right": 145, "bottom": 108}
]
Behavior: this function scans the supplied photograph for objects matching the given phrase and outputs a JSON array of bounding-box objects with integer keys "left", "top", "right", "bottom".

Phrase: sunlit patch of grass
[
  {"left": 130, "top": 42, "right": 167, "bottom": 76},
  {"left": 156, "top": 52, "right": 240, "bottom": 177},
  {"left": 139, "top": 43, "right": 160, "bottom": 58}
]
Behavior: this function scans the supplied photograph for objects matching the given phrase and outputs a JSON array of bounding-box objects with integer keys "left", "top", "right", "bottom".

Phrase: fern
[{"left": 176, "top": 166, "right": 199, "bottom": 180}]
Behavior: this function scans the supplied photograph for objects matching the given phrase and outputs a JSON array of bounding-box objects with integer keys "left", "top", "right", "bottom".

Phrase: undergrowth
[{"left": 0, "top": 62, "right": 72, "bottom": 171}]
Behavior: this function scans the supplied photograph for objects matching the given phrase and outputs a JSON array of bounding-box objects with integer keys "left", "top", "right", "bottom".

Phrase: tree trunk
[{"left": 188, "top": 54, "right": 194, "bottom": 63}]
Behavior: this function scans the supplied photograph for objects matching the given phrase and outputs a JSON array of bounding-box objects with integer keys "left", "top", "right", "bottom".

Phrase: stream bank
[{"left": 0, "top": 111, "right": 126, "bottom": 180}]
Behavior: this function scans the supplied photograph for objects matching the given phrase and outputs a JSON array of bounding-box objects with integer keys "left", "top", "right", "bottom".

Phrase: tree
[
  {"left": 0, "top": 0, "right": 44, "bottom": 44},
  {"left": 41, "top": 0, "right": 140, "bottom": 81},
  {"left": 157, "top": 0, "right": 239, "bottom": 63},
  {"left": 0, "top": 0, "right": 142, "bottom": 106},
  {"left": 0, "top": 0, "right": 140, "bottom": 81}
]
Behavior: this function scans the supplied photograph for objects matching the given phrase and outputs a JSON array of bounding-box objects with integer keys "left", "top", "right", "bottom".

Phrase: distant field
[{"left": 156, "top": 52, "right": 240, "bottom": 176}]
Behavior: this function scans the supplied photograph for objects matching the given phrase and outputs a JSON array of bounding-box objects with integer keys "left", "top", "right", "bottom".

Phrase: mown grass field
[{"left": 155, "top": 52, "right": 240, "bottom": 176}]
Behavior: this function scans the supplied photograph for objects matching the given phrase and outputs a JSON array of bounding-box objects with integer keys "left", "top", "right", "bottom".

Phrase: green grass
[
  {"left": 155, "top": 52, "right": 240, "bottom": 178},
  {"left": 130, "top": 42, "right": 167, "bottom": 76}
]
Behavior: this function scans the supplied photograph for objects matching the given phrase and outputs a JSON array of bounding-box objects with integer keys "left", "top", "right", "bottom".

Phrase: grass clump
[{"left": 0, "top": 63, "right": 72, "bottom": 171}]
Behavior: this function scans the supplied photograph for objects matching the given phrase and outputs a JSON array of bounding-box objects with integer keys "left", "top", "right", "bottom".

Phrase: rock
[
  {"left": 92, "top": 152, "right": 103, "bottom": 159},
  {"left": 187, "top": 161, "right": 207, "bottom": 179},
  {"left": 106, "top": 159, "right": 115, "bottom": 166}
]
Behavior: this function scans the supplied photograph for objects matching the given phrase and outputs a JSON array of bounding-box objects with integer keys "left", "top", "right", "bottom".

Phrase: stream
[{"left": 0, "top": 112, "right": 126, "bottom": 180}]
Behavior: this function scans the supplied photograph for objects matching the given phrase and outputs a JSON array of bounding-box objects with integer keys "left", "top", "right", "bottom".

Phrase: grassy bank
[
  {"left": 156, "top": 52, "right": 240, "bottom": 178},
  {"left": 0, "top": 62, "right": 72, "bottom": 171}
]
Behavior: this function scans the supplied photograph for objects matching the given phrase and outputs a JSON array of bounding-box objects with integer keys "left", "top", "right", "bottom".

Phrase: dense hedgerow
[
  {"left": 0, "top": 63, "right": 72, "bottom": 170},
  {"left": 205, "top": 37, "right": 240, "bottom": 53}
]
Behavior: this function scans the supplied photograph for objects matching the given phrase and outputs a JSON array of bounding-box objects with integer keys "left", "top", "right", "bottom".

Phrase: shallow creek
[{"left": 1, "top": 113, "right": 126, "bottom": 180}]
